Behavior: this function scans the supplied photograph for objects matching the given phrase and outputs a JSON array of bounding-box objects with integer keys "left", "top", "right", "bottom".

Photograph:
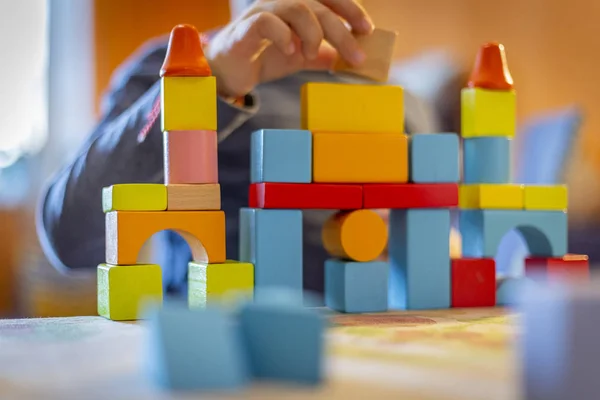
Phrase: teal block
[
  {"left": 250, "top": 129, "right": 312, "bottom": 183},
  {"left": 388, "top": 209, "right": 451, "bottom": 309},
  {"left": 240, "top": 300, "right": 324, "bottom": 384},
  {"left": 325, "top": 259, "right": 388, "bottom": 313},
  {"left": 409, "top": 133, "right": 459, "bottom": 183},
  {"left": 145, "top": 301, "right": 248, "bottom": 391},
  {"left": 496, "top": 276, "right": 533, "bottom": 307},
  {"left": 460, "top": 210, "right": 567, "bottom": 258},
  {"left": 463, "top": 137, "right": 511, "bottom": 183},
  {"left": 239, "top": 208, "right": 303, "bottom": 295}
]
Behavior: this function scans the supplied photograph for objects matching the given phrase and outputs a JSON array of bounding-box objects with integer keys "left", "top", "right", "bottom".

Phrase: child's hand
[{"left": 206, "top": 0, "right": 373, "bottom": 98}]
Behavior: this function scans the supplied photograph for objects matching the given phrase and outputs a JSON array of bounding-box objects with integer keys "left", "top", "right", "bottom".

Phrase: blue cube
[
  {"left": 250, "top": 129, "right": 312, "bottom": 183},
  {"left": 409, "top": 133, "right": 459, "bottom": 183},
  {"left": 463, "top": 137, "right": 511, "bottom": 183},
  {"left": 325, "top": 259, "right": 389, "bottom": 313},
  {"left": 239, "top": 301, "right": 324, "bottom": 384}
]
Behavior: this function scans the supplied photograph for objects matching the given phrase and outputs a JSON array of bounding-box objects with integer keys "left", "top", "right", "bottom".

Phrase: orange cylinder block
[{"left": 322, "top": 210, "right": 388, "bottom": 262}]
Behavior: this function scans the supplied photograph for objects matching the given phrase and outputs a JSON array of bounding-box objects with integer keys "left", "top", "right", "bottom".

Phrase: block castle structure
[{"left": 97, "top": 24, "right": 589, "bottom": 321}]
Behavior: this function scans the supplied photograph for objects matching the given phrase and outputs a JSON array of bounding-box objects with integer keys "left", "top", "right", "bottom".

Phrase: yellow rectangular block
[
  {"left": 523, "top": 185, "right": 568, "bottom": 210},
  {"left": 313, "top": 132, "right": 408, "bottom": 183},
  {"left": 188, "top": 260, "right": 254, "bottom": 308},
  {"left": 102, "top": 184, "right": 167, "bottom": 212},
  {"left": 301, "top": 83, "right": 404, "bottom": 133},
  {"left": 459, "top": 184, "right": 524, "bottom": 209},
  {"left": 97, "top": 263, "right": 163, "bottom": 321},
  {"left": 461, "top": 87, "right": 516, "bottom": 138},
  {"left": 166, "top": 184, "right": 221, "bottom": 210},
  {"left": 161, "top": 76, "right": 217, "bottom": 131}
]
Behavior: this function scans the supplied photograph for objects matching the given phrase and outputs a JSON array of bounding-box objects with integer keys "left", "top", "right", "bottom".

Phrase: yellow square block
[
  {"left": 301, "top": 83, "right": 404, "bottom": 133},
  {"left": 313, "top": 132, "right": 408, "bottom": 183},
  {"left": 461, "top": 88, "right": 516, "bottom": 138},
  {"left": 459, "top": 184, "right": 524, "bottom": 209},
  {"left": 97, "top": 263, "right": 163, "bottom": 321},
  {"left": 188, "top": 260, "right": 254, "bottom": 308},
  {"left": 102, "top": 184, "right": 167, "bottom": 212},
  {"left": 161, "top": 76, "right": 217, "bottom": 131},
  {"left": 523, "top": 185, "right": 568, "bottom": 210}
]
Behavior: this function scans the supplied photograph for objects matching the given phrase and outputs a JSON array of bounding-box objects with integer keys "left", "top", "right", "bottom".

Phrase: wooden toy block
[
  {"left": 523, "top": 185, "right": 568, "bottom": 210},
  {"left": 249, "top": 183, "right": 362, "bottom": 209},
  {"left": 325, "top": 259, "right": 388, "bottom": 313},
  {"left": 322, "top": 210, "right": 387, "bottom": 262},
  {"left": 451, "top": 258, "right": 496, "bottom": 307},
  {"left": 463, "top": 137, "right": 511, "bottom": 183},
  {"left": 460, "top": 210, "right": 567, "bottom": 258},
  {"left": 461, "top": 88, "right": 516, "bottom": 138},
  {"left": 161, "top": 76, "right": 217, "bottom": 131},
  {"left": 163, "top": 130, "right": 218, "bottom": 184},
  {"left": 160, "top": 24, "right": 212, "bottom": 77},
  {"left": 459, "top": 183, "right": 523, "bottom": 209},
  {"left": 467, "top": 42, "right": 513, "bottom": 91},
  {"left": 250, "top": 129, "right": 312, "bottom": 183},
  {"left": 525, "top": 254, "right": 589, "bottom": 283},
  {"left": 97, "top": 263, "right": 163, "bottom": 321},
  {"left": 388, "top": 209, "right": 451, "bottom": 310},
  {"left": 145, "top": 301, "right": 248, "bottom": 390},
  {"left": 301, "top": 82, "right": 404, "bottom": 134},
  {"left": 363, "top": 183, "right": 458, "bottom": 209},
  {"left": 496, "top": 276, "right": 531, "bottom": 307},
  {"left": 105, "top": 210, "right": 225, "bottom": 265},
  {"left": 166, "top": 184, "right": 220, "bottom": 210},
  {"left": 409, "top": 133, "right": 460, "bottom": 183},
  {"left": 239, "top": 299, "right": 324, "bottom": 384},
  {"left": 521, "top": 282, "right": 600, "bottom": 400},
  {"left": 313, "top": 132, "right": 408, "bottom": 183},
  {"left": 188, "top": 260, "right": 254, "bottom": 308},
  {"left": 332, "top": 28, "right": 397, "bottom": 82},
  {"left": 102, "top": 184, "right": 167, "bottom": 212},
  {"left": 239, "top": 208, "right": 303, "bottom": 295}
]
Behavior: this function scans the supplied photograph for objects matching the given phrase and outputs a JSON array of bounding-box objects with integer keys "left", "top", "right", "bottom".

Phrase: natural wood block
[
  {"left": 161, "top": 76, "right": 216, "bottom": 131},
  {"left": 333, "top": 28, "right": 397, "bottom": 82},
  {"left": 164, "top": 130, "right": 218, "bottom": 184},
  {"left": 166, "top": 184, "right": 221, "bottom": 210},
  {"left": 105, "top": 210, "right": 225, "bottom": 265},
  {"left": 102, "top": 184, "right": 167, "bottom": 212}
]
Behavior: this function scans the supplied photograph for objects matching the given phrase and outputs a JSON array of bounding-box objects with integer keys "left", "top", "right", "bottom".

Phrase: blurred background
[{"left": 0, "top": 0, "right": 598, "bottom": 317}]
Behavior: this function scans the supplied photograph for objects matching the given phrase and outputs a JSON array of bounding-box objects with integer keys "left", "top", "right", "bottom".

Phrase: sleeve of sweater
[{"left": 36, "top": 39, "right": 257, "bottom": 273}]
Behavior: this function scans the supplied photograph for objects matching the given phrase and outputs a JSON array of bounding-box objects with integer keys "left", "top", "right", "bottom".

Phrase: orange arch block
[
  {"left": 106, "top": 211, "right": 225, "bottom": 265},
  {"left": 467, "top": 42, "right": 514, "bottom": 90},
  {"left": 322, "top": 210, "right": 388, "bottom": 262},
  {"left": 160, "top": 24, "right": 211, "bottom": 77}
]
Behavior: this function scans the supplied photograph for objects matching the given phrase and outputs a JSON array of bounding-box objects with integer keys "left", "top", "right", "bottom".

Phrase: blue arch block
[
  {"left": 460, "top": 210, "right": 567, "bottom": 258},
  {"left": 409, "top": 133, "right": 460, "bottom": 183},
  {"left": 463, "top": 137, "right": 511, "bottom": 183}
]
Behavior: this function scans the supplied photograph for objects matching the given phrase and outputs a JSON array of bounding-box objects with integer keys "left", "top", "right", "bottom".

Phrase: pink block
[{"left": 164, "top": 130, "right": 218, "bottom": 184}]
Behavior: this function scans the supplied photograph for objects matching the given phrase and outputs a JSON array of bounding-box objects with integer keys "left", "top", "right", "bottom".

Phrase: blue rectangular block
[
  {"left": 463, "top": 137, "right": 511, "bottom": 183},
  {"left": 240, "top": 301, "right": 324, "bottom": 384},
  {"left": 460, "top": 210, "right": 567, "bottom": 258},
  {"left": 145, "top": 302, "right": 248, "bottom": 391},
  {"left": 409, "top": 133, "right": 459, "bottom": 183},
  {"left": 239, "top": 208, "right": 303, "bottom": 295},
  {"left": 388, "top": 209, "right": 451, "bottom": 310},
  {"left": 325, "top": 259, "right": 388, "bottom": 313},
  {"left": 250, "top": 129, "right": 312, "bottom": 183}
]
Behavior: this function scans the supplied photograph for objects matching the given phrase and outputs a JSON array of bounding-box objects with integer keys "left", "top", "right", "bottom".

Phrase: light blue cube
[
  {"left": 240, "top": 301, "right": 324, "bottom": 384},
  {"left": 463, "top": 137, "right": 510, "bottom": 183},
  {"left": 409, "top": 133, "right": 459, "bottom": 183},
  {"left": 325, "top": 259, "right": 388, "bottom": 313},
  {"left": 250, "top": 129, "right": 312, "bottom": 183}
]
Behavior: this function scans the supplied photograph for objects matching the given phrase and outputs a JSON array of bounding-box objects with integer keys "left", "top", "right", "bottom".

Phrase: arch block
[
  {"left": 460, "top": 210, "right": 567, "bottom": 258},
  {"left": 106, "top": 211, "right": 226, "bottom": 265}
]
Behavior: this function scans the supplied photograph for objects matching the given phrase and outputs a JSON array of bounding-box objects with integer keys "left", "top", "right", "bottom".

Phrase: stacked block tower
[{"left": 98, "top": 25, "right": 254, "bottom": 321}]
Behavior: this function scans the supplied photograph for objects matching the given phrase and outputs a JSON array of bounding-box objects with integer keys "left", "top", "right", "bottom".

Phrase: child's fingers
[
  {"left": 248, "top": 12, "right": 295, "bottom": 55},
  {"left": 272, "top": 1, "right": 324, "bottom": 60},
  {"left": 319, "top": 0, "right": 373, "bottom": 33}
]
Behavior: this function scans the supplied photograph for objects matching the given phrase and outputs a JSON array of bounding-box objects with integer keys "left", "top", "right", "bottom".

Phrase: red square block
[
  {"left": 362, "top": 183, "right": 458, "bottom": 209},
  {"left": 525, "top": 254, "right": 590, "bottom": 283},
  {"left": 249, "top": 183, "right": 363, "bottom": 209},
  {"left": 451, "top": 258, "right": 496, "bottom": 307}
]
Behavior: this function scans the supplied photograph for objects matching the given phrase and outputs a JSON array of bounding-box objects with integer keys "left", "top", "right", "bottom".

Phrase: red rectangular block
[
  {"left": 362, "top": 183, "right": 458, "bottom": 209},
  {"left": 249, "top": 183, "right": 362, "bottom": 209},
  {"left": 525, "top": 254, "right": 590, "bottom": 283},
  {"left": 451, "top": 258, "right": 496, "bottom": 308}
]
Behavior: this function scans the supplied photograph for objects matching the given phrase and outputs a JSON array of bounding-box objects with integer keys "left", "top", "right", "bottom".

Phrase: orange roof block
[
  {"left": 160, "top": 24, "right": 211, "bottom": 77},
  {"left": 467, "top": 42, "right": 514, "bottom": 90}
]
